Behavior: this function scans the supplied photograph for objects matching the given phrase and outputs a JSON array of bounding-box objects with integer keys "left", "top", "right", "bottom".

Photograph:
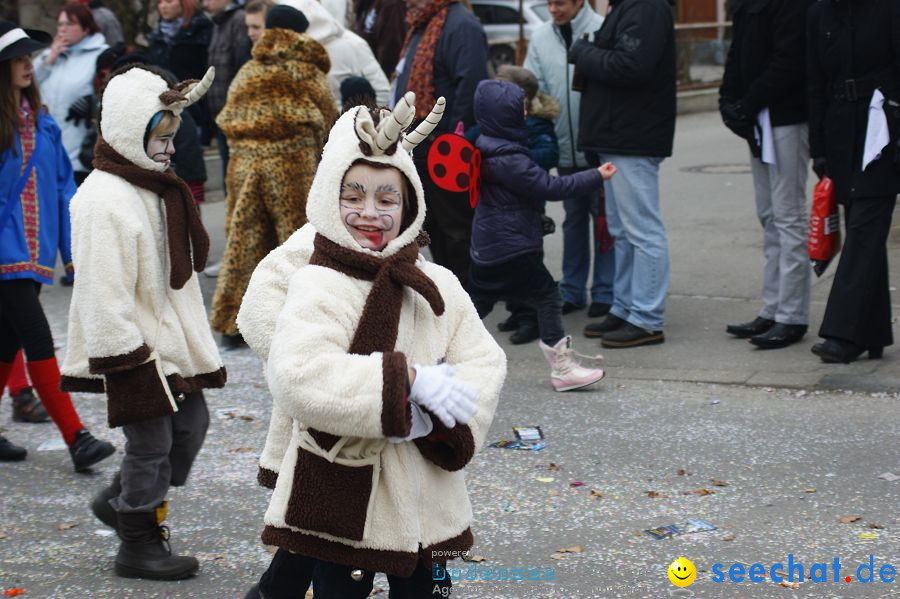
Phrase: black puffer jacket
[
  {"left": 720, "top": 0, "right": 813, "bottom": 127},
  {"left": 146, "top": 13, "right": 213, "bottom": 82},
  {"left": 570, "top": 0, "right": 676, "bottom": 157},
  {"left": 808, "top": 0, "right": 900, "bottom": 201}
]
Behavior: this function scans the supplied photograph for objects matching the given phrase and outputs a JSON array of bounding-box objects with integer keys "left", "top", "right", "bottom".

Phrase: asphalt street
[{"left": 0, "top": 110, "right": 897, "bottom": 598}]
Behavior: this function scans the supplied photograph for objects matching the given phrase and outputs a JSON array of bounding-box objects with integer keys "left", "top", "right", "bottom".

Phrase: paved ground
[{"left": 1, "top": 110, "right": 898, "bottom": 598}]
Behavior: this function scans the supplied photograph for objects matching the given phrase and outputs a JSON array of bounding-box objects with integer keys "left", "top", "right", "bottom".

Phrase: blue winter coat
[
  {"left": 464, "top": 114, "right": 559, "bottom": 171},
  {"left": 470, "top": 80, "right": 601, "bottom": 266},
  {"left": 0, "top": 110, "right": 76, "bottom": 285}
]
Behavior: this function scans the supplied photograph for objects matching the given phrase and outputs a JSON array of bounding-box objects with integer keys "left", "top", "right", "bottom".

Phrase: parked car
[{"left": 471, "top": 0, "right": 548, "bottom": 71}]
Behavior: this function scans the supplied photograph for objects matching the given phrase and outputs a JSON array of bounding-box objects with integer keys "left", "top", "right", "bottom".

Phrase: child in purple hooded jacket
[{"left": 468, "top": 79, "right": 615, "bottom": 392}]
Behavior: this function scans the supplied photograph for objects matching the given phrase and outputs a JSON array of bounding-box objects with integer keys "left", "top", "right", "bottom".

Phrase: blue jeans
[
  {"left": 558, "top": 167, "right": 615, "bottom": 306},
  {"left": 597, "top": 155, "right": 669, "bottom": 331}
]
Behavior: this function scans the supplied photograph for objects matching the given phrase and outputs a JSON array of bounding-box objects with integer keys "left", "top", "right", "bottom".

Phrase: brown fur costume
[{"left": 210, "top": 28, "right": 338, "bottom": 335}]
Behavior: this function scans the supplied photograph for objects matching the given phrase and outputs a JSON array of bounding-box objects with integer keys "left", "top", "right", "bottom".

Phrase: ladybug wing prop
[{"left": 427, "top": 133, "right": 482, "bottom": 209}]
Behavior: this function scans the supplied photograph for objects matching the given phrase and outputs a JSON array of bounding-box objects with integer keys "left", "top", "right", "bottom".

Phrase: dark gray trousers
[{"left": 111, "top": 391, "right": 209, "bottom": 513}]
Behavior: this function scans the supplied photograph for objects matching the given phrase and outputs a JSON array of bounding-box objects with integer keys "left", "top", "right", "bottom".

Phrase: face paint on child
[
  {"left": 339, "top": 163, "right": 405, "bottom": 251},
  {"left": 146, "top": 132, "right": 175, "bottom": 168}
]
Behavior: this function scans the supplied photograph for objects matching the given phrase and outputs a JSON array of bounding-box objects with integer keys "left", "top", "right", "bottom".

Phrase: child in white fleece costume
[
  {"left": 240, "top": 93, "right": 506, "bottom": 598},
  {"left": 61, "top": 64, "right": 225, "bottom": 581}
]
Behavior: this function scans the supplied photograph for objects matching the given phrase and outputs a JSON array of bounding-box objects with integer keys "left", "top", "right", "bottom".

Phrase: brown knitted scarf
[
  {"left": 93, "top": 137, "right": 210, "bottom": 290},
  {"left": 398, "top": 0, "right": 455, "bottom": 119},
  {"left": 310, "top": 233, "right": 444, "bottom": 355},
  {"left": 307, "top": 232, "right": 443, "bottom": 450}
]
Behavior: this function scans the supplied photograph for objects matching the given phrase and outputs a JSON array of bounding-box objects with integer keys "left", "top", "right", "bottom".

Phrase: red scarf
[{"left": 398, "top": 0, "right": 455, "bottom": 119}]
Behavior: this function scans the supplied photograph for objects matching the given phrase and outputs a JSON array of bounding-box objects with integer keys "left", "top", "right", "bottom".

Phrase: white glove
[
  {"left": 388, "top": 402, "right": 433, "bottom": 443},
  {"left": 408, "top": 363, "right": 478, "bottom": 429}
]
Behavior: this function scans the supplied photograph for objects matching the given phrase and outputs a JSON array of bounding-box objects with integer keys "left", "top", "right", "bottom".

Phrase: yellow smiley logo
[{"left": 668, "top": 557, "right": 696, "bottom": 587}]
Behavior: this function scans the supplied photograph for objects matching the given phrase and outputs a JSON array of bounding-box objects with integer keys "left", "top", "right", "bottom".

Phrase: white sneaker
[
  {"left": 203, "top": 262, "right": 221, "bottom": 277},
  {"left": 539, "top": 335, "right": 605, "bottom": 392}
]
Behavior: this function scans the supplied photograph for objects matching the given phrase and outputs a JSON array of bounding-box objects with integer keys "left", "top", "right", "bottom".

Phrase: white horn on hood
[
  {"left": 175, "top": 67, "right": 215, "bottom": 110},
  {"left": 374, "top": 91, "right": 416, "bottom": 152},
  {"left": 400, "top": 96, "right": 446, "bottom": 153}
]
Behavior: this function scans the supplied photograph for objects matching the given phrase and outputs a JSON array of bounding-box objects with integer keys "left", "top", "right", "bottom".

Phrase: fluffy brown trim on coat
[
  {"left": 59, "top": 367, "right": 227, "bottom": 395},
  {"left": 258, "top": 467, "right": 278, "bottom": 489},
  {"left": 260, "top": 525, "right": 473, "bottom": 577},
  {"left": 413, "top": 421, "right": 475, "bottom": 472},
  {"left": 60, "top": 375, "right": 105, "bottom": 393},
  {"left": 381, "top": 351, "right": 412, "bottom": 438},
  {"left": 105, "top": 359, "right": 176, "bottom": 427},
  {"left": 88, "top": 343, "right": 151, "bottom": 375}
]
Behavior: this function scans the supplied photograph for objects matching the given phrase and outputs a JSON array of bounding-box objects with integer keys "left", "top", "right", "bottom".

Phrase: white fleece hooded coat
[
  {"left": 250, "top": 95, "right": 506, "bottom": 576},
  {"left": 278, "top": 0, "right": 391, "bottom": 108},
  {"left": 61, "top": 66, "right": 225, "bottom": 403}
]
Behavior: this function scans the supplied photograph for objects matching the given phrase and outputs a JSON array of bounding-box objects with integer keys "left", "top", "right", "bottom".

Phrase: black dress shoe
[
  {"left": 222, "top": 333, "right": 248, "bottom": 350},
  {"left": 510, "top": 321, "right": 539, "bottom": 345},
  {"left": 0, "top": 435, "right": 27, "bottom": 461},
  {"left": 726, "top": 316, "right": 775, "bottom": 338},
  {"left": 811, "top": 338, "right": 884, "bottom": 363},
  {"left": 601, "top": 322, "right": 665, "bottom": 348},
  {"left": 561, "top": 301, "right": 584, "bottom": 315},
  {"left": 69, "top": 428, "right": 116, "bottom": 472},
  {"left": 587, "top": 302, "right": 611, "bottom": 318},
  {"left": 749, "top": 323, "right": 807, "bottom": 349},
  {"left": 584, "top": 314, "right": 625, "bottom": 338},
  {"left": 497, "top": 314, "right": 519, "bottom": 332}
]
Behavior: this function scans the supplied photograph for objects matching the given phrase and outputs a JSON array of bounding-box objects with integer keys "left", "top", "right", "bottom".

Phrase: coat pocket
[
  {"left": 105, "top": 357, "right": 178, "bottom": 428},
  {"left": 284, "top": 446, "right": 376, "bottom": 541}
]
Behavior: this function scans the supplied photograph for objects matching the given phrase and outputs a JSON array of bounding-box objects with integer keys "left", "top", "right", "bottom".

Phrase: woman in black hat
[{"left": 0, "top": 21, "right": 116, "bottom": 469}]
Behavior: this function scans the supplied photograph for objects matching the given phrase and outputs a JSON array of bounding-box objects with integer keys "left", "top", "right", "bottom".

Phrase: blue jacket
[
  {"left": 0, "top": 110, "right": 76, "bottom": 285},
  {"left": 470, "top": 80, "right": 601, "bottom": 266}
]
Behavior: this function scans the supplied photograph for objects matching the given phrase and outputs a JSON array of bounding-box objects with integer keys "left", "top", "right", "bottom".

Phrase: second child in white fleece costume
[{"left": 240, "top": 93, "right": 506, "bottom": 598}]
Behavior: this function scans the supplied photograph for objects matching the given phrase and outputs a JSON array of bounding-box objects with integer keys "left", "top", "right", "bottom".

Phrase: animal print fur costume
[{"left": 210, "top": 28, "right": 337, "bottom": 336}]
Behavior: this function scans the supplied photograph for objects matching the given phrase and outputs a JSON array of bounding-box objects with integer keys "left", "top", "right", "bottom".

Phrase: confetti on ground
[
  {"left": 556, "top": 546, "right": 583, "bottom": 554},
  {"left": 877, "top": 472, "right": 899, "bottom": 482},
  {"left": 230, "top": 447, "right": 254, "bottom": 453},
  {"left": 710, "top": 479, "right": 729, "bottom": 487},
  {"left": 57, "top": 523, "right": 78, "bottom": 531},
  {"left": 535, "top": 477, "right": 555, "bottom": 483},
  {"left": 839, "top": 515, "right": 861, "bottom": 524},
  {"left": 803, "top": 488, "right": 816, "bottom": 493},
  {"left": 722, "top": 533, "right": 736, "bottom": 541},
  {"left": 547, "top": 463, "right": 561, "bottom": 471},
  {"left": 93, "top": 529, "right": 114, "bottom": 537},
  {"left": 868, "top": 522, "right": 885, "bottom": 529},
  {"left": 37, "top": 438, "right": 66, "bottom": 451},
  {"left": 857, "top": 532, "right": 879, "bottom": 540},
  {"left": 2, "top": 589, "right": 25, "bottom": 597},
  {"left": 463, "top": 555, "right": 486, "bottom": 563},
  {"left": 570, "top": 481, "right": 584, "bottom": 487},
  {"left": 589, "top": 489, "right": 603, "bottom": 500}
]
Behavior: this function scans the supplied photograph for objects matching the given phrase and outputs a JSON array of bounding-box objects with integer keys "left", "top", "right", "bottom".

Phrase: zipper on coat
[{"left": 554, "top": 26, "right": 578, "bottom": 167}]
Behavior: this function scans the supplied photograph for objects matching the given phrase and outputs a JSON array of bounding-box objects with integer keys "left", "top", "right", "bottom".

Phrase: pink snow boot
[{"left": 539, "top": 336, "right": 606, "bottom": 392}]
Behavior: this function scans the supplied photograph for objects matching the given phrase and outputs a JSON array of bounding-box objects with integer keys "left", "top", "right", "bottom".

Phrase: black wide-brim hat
[{"left": 0, "top": 21, "right": 52, "bottom": 63}]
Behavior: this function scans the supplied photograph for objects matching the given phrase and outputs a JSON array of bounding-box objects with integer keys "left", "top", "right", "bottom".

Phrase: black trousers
[
  {"left": 311, "top": 558, "right": 451, "bottom": 599},
  {"left": 0, "top": 279, "right": 54, "bottom": 362},
  {"left": 469, "top": 252, "right": 565, "bottom": 346},
  {"left": 414, "top": 150, "right": 474, "bottom": 288},
  {"left": 257, "top": 549, "right": 315, "bottom": 599},
  {"left": 819, "top": 195, "right": 896, "bottom": 348}
]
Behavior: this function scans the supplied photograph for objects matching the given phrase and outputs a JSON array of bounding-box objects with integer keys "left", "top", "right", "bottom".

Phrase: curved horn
[
  {"left": 401, "top": 96, "right": 445, "bottom": 153},
  {"left": 181, "top": 67, "right": 215, "bottom": 108},
  {"left": 374, "top": 91, "right": 416, "bottom": 152}
]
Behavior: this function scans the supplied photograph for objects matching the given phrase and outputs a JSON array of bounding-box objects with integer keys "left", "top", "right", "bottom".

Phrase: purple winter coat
[{"left": 470, "top": 79, "right": 602, "bottom": 266}]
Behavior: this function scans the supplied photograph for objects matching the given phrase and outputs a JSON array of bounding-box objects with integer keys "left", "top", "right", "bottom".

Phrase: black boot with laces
[{"left": 115, "top": 511, "right": 199, "bottom": 580}]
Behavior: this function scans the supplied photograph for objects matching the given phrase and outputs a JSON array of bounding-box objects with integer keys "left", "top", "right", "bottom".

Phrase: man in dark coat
[
  {"left": 807, "top": 0, "right": 900, "bottom": 363},
  {"left": 719, "top": 0, "right": 813, "bottom": 350},
  {"left": 391, "top": 0, "right": 488, "bottom": 287},
  {"left": 569, "top": 0, "right": 675, "bottom": 348},
  {"left": 353, "top": 0, "right": 406, "bottom": 77}
]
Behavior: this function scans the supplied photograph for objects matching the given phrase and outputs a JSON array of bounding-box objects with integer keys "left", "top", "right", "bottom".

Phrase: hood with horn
[
  {"left": 305, "top": 91, "right": 445, "bottom": 257},
  {"left": 100, "top": 65, "right": 215, "bottom": 172}
]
